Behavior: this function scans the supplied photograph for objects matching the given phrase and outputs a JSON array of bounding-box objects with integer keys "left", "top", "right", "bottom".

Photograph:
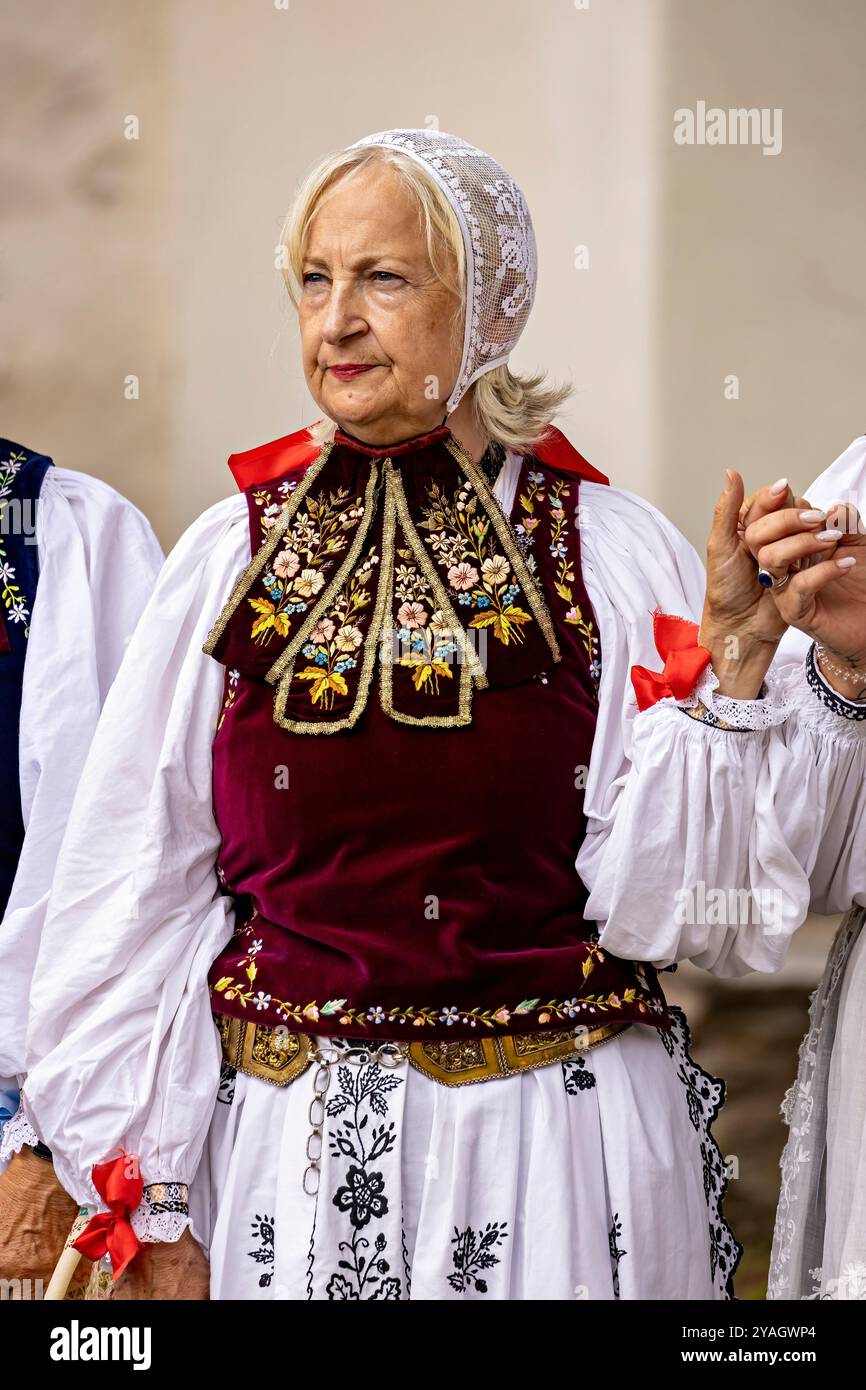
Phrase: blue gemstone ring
[{"left": 757, "top": 567, "right": 791, "bottom": 591}]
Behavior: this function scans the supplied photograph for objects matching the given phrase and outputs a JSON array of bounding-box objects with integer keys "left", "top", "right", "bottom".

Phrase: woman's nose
[{"left": 320, "top": 279, "right": 367, "bottom": 342}]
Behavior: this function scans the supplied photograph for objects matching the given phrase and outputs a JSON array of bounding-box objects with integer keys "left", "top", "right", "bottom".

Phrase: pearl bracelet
[{"left": 815, "top": 644, "right": 866, "bottom": 686}]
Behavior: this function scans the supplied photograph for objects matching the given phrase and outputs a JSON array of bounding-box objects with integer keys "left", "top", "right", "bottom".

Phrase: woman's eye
[
  {"left": 371, "top": 271, "right": 400, "bottom": 283},
  {"left": 302, "top": 272, "right": 325, "bottom": 285}
]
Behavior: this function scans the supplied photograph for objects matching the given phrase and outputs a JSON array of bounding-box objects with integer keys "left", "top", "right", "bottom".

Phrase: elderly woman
[{"left": 10, "top": 130, "right": 866, "bottom": 1302}]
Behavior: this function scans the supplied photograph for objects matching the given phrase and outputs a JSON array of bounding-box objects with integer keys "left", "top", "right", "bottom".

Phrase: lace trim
[
  {"left": 767, "top": 906, "right": 865, "bottom": 1299},
  {"left": 0, "top": 1105, "right": 39, "bottom": 1162},
  {"left": 676, "top": 660, "right": 789, "bottom": 732},
  {"left": 128, "top": 1183, "right": 191, "bottom": 1245},
  {"left": 657, "top": 1005, "right": 743, "bottom": 1299}
]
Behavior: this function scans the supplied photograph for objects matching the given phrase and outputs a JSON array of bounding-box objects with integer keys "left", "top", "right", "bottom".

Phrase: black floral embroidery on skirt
[
  {"left": 608, "top": 1212, "right": 627, "bottom": 1298},
  {"left": 248, "top": 1212, "right": 275, "bottom": 1288},
  {"left": 218, "top": 1062, "right": 236, "bottom": 1106},
  {"left": 447, "top": 1221, "right": 509, "bottom": 1294},
  {"left": 322, "top": 1060, "right": 405, "bottom": 1300},
  {"left": 562, "top": 1054, "right": 596, "bottom": 1093}
]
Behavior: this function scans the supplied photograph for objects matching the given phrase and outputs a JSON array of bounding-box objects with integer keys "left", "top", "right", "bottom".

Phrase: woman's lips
[{"left": 329, "top": 364, "right": 378, "bottom": 380}]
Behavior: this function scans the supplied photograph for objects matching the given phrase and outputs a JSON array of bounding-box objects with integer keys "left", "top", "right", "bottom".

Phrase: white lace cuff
[
  {"left": 129, "top": 1182, "right": 192, "bottom": 1245},
  {"left": 0, "top": 1104, "right": 40, "bottom": 1162},
  {"left": 674, "top": 660, "right": 790, "bottom": 732}
]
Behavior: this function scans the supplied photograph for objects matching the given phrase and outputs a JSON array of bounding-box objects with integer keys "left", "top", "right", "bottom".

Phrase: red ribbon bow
[
  {"left": 72, "top": 1152, "right": 143, "bottom": 1280},
  {"left": 630, "top": 609, "right": 711, "bottom": 712}
]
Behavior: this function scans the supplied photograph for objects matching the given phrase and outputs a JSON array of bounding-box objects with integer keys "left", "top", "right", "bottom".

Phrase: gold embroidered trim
[
  {"left": 205, "top": 433, "right": 566, "bottom": 732},
  {"left": 379, "top": 458, "right": 488, "bottom": 728},
  {"left": 263, "top": 461, "right": 381, "bottom": 688},
  {"left": 443, "top": 433, "right": 561, "bottom": 670},
  {"left": 215, "top": 1012, "right": 630, "bottom": 1088},
  {"left": 202, "top": 441, "right": 336, "bottom": 657}
]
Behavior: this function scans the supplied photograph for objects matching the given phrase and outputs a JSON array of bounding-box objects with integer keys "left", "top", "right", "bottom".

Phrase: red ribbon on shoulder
[
  {"left": 630, "top": 609, "right": 711, "bottom": 712},
  {"left": 72, "top": 1152, "right": 143, "bottom": 1281}
]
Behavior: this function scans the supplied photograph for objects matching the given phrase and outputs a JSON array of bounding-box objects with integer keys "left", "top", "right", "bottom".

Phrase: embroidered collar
[{"left": 203, "top": 425, "right": 561, "bottom": 733}]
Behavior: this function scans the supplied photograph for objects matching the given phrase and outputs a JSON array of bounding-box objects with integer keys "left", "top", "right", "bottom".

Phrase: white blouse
[
  {"left": 18, "top": 440, "right": 866, "bottom": 1218},
  {"left": 0, "top": 467, "right": 163, "bottom": 1120}
]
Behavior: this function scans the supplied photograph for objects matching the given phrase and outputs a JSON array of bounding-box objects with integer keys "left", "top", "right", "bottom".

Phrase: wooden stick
[{"left": 43, "top": 1206, "right": 94, "bottom": 1301}]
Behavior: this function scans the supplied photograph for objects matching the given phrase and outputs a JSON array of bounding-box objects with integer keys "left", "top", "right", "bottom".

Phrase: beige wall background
[{"left": 5, "top": 0, "right": 862, "bottom": 551}]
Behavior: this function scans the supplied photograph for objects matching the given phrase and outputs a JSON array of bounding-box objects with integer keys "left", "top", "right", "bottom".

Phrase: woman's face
[{"left": 299, "top": 163, "right": 463, "bottom": 444}]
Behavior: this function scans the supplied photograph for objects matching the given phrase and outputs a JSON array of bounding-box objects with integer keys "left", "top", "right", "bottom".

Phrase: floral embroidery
[
  {"left": 0, "top": 449, "right": 32, "bottom": 638},
  {"left": 247, "top": 1212, "right": 275, "bottom": 1288},
  {"left": 251, "top": 478, "right": 300, "bottom": 542},
  {"left": 417, "top": 475, "right": 534, "bottom": 647},
  {"left": 205, "top": 438, "right": 561, "bottom": 731},
  {"left": 247, "top": 482, "right": 366, "bottom": 648},
  {"left": 389, "top": 547, "right": 461, "bottom": 696},
  {"left": 516, "top": 468, "right": 601, "bottom": 693},
  {"left": 447, "top": 1221, "right": 509, "bottom": 1294},
  {"left": 213, "top": 977, "right": 662, "bottom": 1030},
  {"left": 608, "top": 1213, "right": 627, "bottom": 1298},
  {"left": 213, "top": 919, "right": 666, "bottom": 1030},
  {"left": 323, "top": 1061, "right": 404, "bottom": 1299},
  {"left": 562, "top": 1054, "right": 596, "bottom": 1093},
  {"left": 216, "top": 667, "right": 239, "bottom": 732},
  {"left": 217, "top": 1061, "right": 236, "bottom": 1106},
  {"left": 294, "top": 545, "right": 379, "bottom": 710}
]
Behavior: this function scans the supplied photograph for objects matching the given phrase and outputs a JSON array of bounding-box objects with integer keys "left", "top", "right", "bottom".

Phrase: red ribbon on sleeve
[
  {"left": 630, "top": 609, "right": 712, "bottom": 712},
  {"left": 72, "top": 1152, "right": 143, "bottom": 1281}
]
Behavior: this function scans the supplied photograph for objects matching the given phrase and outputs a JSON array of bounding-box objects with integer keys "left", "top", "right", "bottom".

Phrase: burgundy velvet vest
[{"left": 205, "top": 424, "right": 670, "bottom": 1041}]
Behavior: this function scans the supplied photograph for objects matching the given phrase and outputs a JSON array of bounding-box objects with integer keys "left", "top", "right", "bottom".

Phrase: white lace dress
[
  {"left": 768, "top": 434, "right": 866, "bottom": 1301},
  {"left": 15, "top": 442, "right": 866, "bottom": 1300}
]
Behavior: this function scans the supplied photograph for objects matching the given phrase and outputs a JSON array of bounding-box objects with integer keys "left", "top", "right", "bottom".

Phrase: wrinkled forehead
[{"left": 304, "top": 165, "right": 437, "bottom": 269}]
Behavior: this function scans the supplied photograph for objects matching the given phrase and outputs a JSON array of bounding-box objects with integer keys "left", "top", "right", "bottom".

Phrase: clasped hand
[{"left": 701, "top": 469, "right": 866, "bottom": 699}]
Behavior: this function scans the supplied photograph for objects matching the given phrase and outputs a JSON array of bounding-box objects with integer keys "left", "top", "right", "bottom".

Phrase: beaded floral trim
[
  {"left": 0, "top": 447, "right": 33, "bottom": 637},
  {"left": 212, "top": 924, "right": 666, "bottom": 1031}
]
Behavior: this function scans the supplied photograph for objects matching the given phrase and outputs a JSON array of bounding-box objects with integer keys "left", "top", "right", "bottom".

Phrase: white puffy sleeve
[
  {"left": 575, "top": 481, "right": 818, "bottom": 978},
  {"left": 21, "top": 493, "right": 248, "bottom": 1239},
  {"left": 0, "top": 469, "right": 164, "bottom": 1090}
]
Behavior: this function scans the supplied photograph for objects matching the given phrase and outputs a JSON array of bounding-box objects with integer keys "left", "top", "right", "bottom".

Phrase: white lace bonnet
[{"left": 346, "top": 128, "right": 538, "bottom": 414}]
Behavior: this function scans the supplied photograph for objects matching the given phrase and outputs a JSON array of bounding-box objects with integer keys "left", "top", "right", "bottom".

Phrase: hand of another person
[
  {"left": 0, "top": 1145, "right": 79, "bottom": 1289},
  {"left": 743, "top": 496, "right": 866, "bottom": 696},
  {"left": 701, "top": 471, "right": 813, "bottom": 696},
  {"left": 112, "top": 1225, "right": 210, "bottom": 1300}
]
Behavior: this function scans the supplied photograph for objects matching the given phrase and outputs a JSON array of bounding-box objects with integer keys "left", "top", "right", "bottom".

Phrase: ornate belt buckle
[
  {"left": 216, "top": 1013, "right": 314, "bottom": 1086},
  {"left": 406, "top": 1020, "right": 631, "bottom": 1086}
]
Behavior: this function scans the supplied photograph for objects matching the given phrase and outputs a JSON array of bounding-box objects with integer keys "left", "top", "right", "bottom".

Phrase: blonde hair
[{"left": 279, "top": 144, "right": 573, "bottom": 454}]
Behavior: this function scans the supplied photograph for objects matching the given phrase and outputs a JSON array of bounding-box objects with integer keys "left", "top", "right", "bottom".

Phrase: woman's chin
[{"left": 320, "top": 388, "right": 395, "bottom": 434}]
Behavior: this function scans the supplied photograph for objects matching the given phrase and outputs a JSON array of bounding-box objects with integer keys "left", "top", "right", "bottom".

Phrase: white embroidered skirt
[{"left": 190, "top": 1005, "right": 740, "bottom": 1300}]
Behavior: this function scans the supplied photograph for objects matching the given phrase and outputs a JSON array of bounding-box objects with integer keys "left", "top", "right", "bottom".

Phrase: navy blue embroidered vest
[{"left": 0, "top": 441, "right": 53, "bottom": 918}]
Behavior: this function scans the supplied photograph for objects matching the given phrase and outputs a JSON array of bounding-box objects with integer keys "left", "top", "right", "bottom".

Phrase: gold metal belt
[{"left": 215, "top": 1012, "right": 631, "bottom": 1088}]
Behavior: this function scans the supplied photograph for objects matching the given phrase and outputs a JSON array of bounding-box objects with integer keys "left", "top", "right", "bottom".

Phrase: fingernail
[
  {"left": 798, "top": 509, "right": 825, "bottom": 522},
  {"left": 816, "top": 528, "right": 843, "bottom": 540},
  {"left": 724, "top": 469, "right": 734, "bottom": 490},
  {"left": 836, "top": 556, "right": 857, "bottom": 568},
  {"left": 770, "top": 477, "right": 788, "bottom": 495}
]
